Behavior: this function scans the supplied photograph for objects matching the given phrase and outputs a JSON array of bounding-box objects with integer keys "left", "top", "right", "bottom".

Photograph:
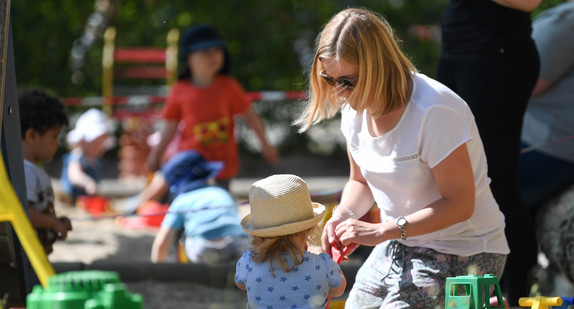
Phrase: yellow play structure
[{"left": 0, "top": 153, "right": 54, "bottom": 288}]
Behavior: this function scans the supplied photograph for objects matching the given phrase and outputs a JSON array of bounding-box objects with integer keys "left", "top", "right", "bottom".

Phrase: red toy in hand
[{"left": 330, "top": 241, "right": 359, "bottom": 264}]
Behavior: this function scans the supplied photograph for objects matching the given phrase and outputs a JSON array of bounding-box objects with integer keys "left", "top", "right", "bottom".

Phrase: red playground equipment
[{"left": 102, "top": 27, "right": 179, "bottom": 181}]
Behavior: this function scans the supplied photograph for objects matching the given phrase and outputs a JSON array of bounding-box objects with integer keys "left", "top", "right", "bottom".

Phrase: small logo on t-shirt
[
  {"left": 193, "top": 117, "right": 230, "bottom": 144},
  {"left": 393, "top": 153, "right": 419, "bottom": 162}
]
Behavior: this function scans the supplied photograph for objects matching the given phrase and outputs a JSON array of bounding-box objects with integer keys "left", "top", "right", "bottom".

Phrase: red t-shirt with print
[{"left": 162, "top": 75, "right": 251, "bottom": 180}]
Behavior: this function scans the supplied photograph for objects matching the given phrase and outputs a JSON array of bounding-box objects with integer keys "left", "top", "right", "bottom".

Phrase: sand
[
  {"left": 48, "top": 195, "right": 251, "bottom": 308},
  {"left": 46, "top": 175, "right": 353, "bottom": 309}
]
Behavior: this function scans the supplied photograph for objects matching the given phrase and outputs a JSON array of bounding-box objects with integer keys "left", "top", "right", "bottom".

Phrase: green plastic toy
[
  {"left": 26, "top": 270, "right": 143, "bottom": 309},
  {"left": 445, "top": 274, "right": 505, "bottom": 309}
]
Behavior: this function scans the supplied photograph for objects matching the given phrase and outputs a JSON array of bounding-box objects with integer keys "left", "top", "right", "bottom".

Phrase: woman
[{"left": 297, "top": 8, "right": 509, "bottom": 308}]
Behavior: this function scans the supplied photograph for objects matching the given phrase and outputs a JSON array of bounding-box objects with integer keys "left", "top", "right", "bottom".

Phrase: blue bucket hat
[
  {"left": 181, "top": 24, "right": 227, "bottom": 58},
  {"left": 162, "top": 151, "right": 224, "bottom": 197}
]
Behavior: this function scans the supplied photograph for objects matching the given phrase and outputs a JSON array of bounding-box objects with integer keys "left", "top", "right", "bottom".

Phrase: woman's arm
[
  {"left": 335, "top": 143, "right": 475, "bottom": 246},
  {"left": 491, "top": 0, "right": 542, "bottom": 12},
  {"left": 335, "top": 147, "right": 377, "bottom": 220},
  {"left": 321, "top": 144, "right": 375, "bottom": 255}
]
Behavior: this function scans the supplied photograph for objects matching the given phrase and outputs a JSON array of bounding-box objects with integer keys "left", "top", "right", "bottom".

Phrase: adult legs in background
[{"left": 437, "top": 45, "right": 540, "bottom": 305}]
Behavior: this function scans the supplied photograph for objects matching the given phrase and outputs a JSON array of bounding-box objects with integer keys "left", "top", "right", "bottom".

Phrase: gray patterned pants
[{"left": 345, "top": 240, "right": 507, "bottom": 309}]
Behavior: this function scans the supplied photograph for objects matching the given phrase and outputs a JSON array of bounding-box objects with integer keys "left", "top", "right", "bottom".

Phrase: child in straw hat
[{"left": 235, "top": 174, "right": 346, "bottom": 309}]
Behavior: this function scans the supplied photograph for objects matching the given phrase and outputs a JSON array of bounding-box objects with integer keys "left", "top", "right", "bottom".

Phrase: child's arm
[
  {"left": 234, "top": 253, "right": 248, "bottom": 291},
  {"left": 239, "top": 107, "right": 279, "bottom": 164},
  {"left": 328, "top": 270, "right": 346, "bottom": 297},
  {"left": 67, "top": 160, "right": 98, "bottom": 195},
  {"left": 147, "top": 120, "right": 179, "bottom": 172},
  {"left": 28, "top": 206, "right": 71, "bottom": 240},
  {"left": 235, "top": 281, "right": 246, "bottom": 290},
  {"left": 151, "top": 226, "right": 176, "bottom": 262}
]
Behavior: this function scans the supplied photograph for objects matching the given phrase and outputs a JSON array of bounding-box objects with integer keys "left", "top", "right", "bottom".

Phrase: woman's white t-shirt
[{"left": 340, "top": 73, "right": 509, "bottom": 256}]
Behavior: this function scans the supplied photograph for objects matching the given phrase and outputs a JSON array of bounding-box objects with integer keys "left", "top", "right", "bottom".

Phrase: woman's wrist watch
[{"left": 396, "top": 216, "right": 408, "bottom": 240}]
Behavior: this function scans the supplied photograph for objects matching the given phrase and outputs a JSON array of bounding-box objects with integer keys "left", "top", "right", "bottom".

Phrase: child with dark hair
[{"left": 19, "top": 89, "right": 72, "bottom": 255}]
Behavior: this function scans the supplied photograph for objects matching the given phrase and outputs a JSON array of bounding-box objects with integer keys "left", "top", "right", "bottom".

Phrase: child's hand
[
  {"left": 54, "top": 217, "right": 72, "bottom": 240},
  {"left": 85, "top": 181, "right": 98, "bottom": 195},
  {"left": 59, "top": 216, "right": 73, "bottom": 231}
]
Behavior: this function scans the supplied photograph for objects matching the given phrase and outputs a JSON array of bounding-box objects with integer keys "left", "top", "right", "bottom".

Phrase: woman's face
[
  {"left": 187, "top": 47, "right": 224, "bottom": 79},
  {"left": 319, "top": 57, "right": 359, "bottom": 104}
]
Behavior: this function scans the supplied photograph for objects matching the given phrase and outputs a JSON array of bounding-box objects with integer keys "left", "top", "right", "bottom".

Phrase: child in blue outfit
[
  {"left": 60, "top": 108, "right": 115, "bottom": 205},
  {"left": 235, "top": 174, "right": 346, "bottom": 309},
  {"left": 151, "top": 150, "right": 249, "bottom": 263}
]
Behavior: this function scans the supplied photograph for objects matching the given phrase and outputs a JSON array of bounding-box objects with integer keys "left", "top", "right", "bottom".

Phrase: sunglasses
[{"left": 319, "top": 69, "right": 359, "bottom": 90}]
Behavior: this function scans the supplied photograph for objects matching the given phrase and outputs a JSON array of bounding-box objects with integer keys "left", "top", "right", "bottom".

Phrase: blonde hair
[
  {"left": 250, "top": 226, "right": 321, "bottom": 276},
  {"left": 296, "top": 8, "right": 416, "bottom": 132}
]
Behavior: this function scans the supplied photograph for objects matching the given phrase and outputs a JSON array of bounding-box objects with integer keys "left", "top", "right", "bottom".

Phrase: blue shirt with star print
[{"left": 235, "top": 250, "right": 342, "bottom": 309}]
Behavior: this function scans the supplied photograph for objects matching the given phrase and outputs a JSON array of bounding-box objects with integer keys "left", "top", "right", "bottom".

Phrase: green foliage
[
  {"left": 9, "top": 0, "right": 447, "bottom": 156},
  {"left": 11, "top": 0, "right": 447, "bottom": 98},
  {"left": 13, "top": 0, "right": 563, "bottom": 156}
]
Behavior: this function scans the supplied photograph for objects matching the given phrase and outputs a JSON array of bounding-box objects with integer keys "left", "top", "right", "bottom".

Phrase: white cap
[{"left": 66, "top": 109, "right": 115, "bottom": 148}]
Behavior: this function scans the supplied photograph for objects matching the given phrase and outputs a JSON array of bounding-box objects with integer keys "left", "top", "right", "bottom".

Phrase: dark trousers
[{"left": 437, "top": 44, "right": 540, "bottom": 306}]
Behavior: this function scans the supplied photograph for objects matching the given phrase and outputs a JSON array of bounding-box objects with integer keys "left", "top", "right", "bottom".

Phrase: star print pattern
[{"left": 235, "top": 250, "right": 342, "bottom": 308}]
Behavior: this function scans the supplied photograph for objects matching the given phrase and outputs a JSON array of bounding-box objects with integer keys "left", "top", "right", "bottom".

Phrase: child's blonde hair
[
  {"left": 297, "top": 8, "right": 416, "bottom": 132},
  {"left": 250, "top": 226, "right": 321, "bottom": 276}
]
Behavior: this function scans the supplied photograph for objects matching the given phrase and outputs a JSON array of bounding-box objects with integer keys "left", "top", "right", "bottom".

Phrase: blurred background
[{"left": 10, "top": 0, "right": 561, "bottom": 164}]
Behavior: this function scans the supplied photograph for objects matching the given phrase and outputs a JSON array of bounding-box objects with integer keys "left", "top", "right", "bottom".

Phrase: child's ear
[{"left": 23, "top": 127, "right": 38, "bottom": 142}]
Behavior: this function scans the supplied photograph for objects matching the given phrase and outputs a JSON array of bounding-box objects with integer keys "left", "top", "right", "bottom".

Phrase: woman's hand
[
  {"left": 321, "top": 215, "right": 346, "bottom": 257},
  {"left": 334, "top": 218, "right": 386, "bottom": 247}
]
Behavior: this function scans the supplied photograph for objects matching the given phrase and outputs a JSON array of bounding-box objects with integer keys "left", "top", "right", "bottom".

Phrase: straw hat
[{"left": 241, "top": 174, "right": 325, "bottom": 237}]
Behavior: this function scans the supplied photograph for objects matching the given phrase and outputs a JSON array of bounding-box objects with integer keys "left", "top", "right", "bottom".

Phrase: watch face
[{"left": 397, "top": 217, "right": 407, "bottom": 226}]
